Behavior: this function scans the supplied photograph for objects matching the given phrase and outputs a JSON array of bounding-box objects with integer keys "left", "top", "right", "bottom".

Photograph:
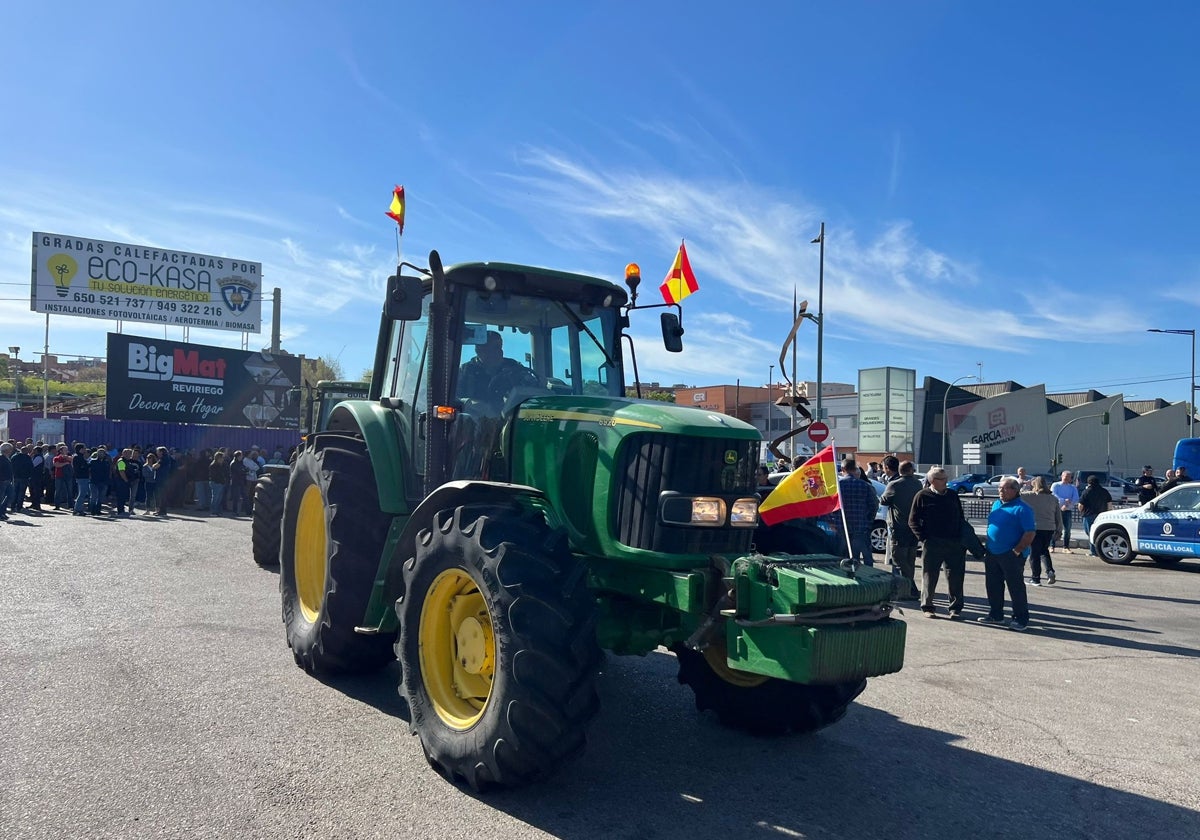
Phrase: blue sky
[{"left": 2, "top": 1, "right": 1198, "bottom": 405}]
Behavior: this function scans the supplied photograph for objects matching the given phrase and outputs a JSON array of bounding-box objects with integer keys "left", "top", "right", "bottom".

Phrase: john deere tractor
[{"left": 270, "top": 251, "right": 907, "bottom": 791}]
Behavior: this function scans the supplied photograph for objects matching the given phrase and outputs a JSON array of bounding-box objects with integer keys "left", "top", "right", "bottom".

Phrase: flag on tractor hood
[
  {"left": 659, "top": 240, "right": 699, "bottom": 304},
  {"left": 386, "top": 185, "right": 406, "bottom": 232},
  {"left": 758, "top": 444, "right": 841, "bottom": 526}
]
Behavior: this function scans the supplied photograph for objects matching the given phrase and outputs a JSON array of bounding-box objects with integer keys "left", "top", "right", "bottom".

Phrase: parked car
[
  {"left": 973, "top": 473, "right": 1055, "bottom": 497},
  {"left": 1088, "top": 482, "right": 1200, "bottom": 565},
  {"left": 947, "top": 472, "right": 990, "bottom": 494}
]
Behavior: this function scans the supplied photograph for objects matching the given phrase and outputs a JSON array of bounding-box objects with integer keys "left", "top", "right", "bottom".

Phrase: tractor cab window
[
  {"left": 382, "top": 292, "right": 431, "bottom": 486},
  {"left": 450, "top": 290, "right": 621, "bottom": 480},
  {"left": 453, "top": 290, "right": 621, "bottom": 405}
]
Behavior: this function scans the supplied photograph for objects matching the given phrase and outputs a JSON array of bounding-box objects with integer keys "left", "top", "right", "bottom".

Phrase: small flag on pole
[
  {"left": 758, "top": 444, "right": 841, "bottom": 526},
  {"left": 659, "top": 240, "right": 699, "bottom": 304},
  {"left": 386, "top": 185, "right": 406, "bottom": 233}
]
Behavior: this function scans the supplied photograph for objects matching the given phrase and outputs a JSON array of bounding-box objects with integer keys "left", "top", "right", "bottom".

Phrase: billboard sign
[
  {"left": 105, "top": 333, "right": 300, "bottom": 428},
  {"left": 32, "top": 232, "right": 262, "bottom": 333}
]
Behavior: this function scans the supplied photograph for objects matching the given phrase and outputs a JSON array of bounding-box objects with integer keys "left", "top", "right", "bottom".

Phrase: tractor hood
[
  {"left": 513, "top": 394, "right": 760, "bottom": 440},
  {"left": 509, "top": 395, "right": 763, "bottom": 569}
]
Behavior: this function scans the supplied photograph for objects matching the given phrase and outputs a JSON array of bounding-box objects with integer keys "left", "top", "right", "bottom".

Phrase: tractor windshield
[{"left": 454, "top": 289, "right": 623, "bottom": 403}]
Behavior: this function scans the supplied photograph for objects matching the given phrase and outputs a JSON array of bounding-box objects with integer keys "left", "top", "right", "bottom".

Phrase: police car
[{"left": 1089, "top": 482, "right": 1200, "bottom": 566}]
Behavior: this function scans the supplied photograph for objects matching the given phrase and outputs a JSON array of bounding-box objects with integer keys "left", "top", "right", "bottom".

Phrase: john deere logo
[
  {"left": 218, "top": 276, "right": 256, "bottom": 313},
  {"left": 724, "top": 450, "right": 738, "bottom": 465}
]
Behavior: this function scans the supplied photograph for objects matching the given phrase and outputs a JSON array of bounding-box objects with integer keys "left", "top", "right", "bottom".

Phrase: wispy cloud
[{"left": 501, "top": 146, "right": 1136, "bottom": 355}]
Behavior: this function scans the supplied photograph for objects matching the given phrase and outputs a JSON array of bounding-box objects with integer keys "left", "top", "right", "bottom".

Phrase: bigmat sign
[
  {"left": 32, "top": 232, "right": 262, "bottom": 333},
  {"left": 106, "top": 334, "right": 300, "bottom": 429}
]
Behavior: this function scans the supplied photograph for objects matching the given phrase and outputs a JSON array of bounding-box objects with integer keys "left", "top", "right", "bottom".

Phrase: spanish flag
[
  {"left": 659, "top": 240, "right": 699, "bottom": 304},
  {"left": 758, "top": 445, "right": 841, "bottom": 525},
  {"left": 386, "top": 185, "right": 406, "bottom": 233}
]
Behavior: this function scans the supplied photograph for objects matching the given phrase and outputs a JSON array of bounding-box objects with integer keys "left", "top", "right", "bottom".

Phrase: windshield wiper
[{"left": 555, "top": 301, "right": 617, "bottom": 369}]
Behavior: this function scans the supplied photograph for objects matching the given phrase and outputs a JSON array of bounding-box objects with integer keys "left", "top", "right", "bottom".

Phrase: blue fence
[{"left": 5, "top": 411, "right": 302, "bottom": 457}]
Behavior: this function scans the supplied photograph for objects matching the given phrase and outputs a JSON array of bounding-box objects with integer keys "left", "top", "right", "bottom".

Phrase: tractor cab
[{"left": 371, "top": 261, "right": 630, "bottom": 490}]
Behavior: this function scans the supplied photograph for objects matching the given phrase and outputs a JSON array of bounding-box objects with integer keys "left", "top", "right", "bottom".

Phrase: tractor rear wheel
[
  {"left": 251, "top": 468, "right": 286, "bottom": 568},
  {"left": 672, "top": 641, "right": 865, "bottom": 735},
  {"left": 280, "top": 441, "right": 395, "bottom": 673},
  {"left": 395, "top": 504, "right": 600, "bottom": 791}
]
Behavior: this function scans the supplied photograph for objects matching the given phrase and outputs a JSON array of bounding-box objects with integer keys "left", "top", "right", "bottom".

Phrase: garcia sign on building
[
  {"left": 31, "top": 232, "right": 262, "bottom": 333},
  {"left": 106, "top": 334, "right": 300, "bottom": 429}
]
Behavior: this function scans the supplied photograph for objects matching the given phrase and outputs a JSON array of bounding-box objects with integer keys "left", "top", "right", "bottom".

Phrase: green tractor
[
  {"left": 273, "top": 251, "right": 907, "bottom": 790},
  {"left": 251, "top": 379, "right": 369, "bottom": 568}
]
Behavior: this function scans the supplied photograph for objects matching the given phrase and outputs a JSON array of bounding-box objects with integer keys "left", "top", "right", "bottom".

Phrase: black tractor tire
[
  {"left": 672, "top": 642, "right": 866, "bottom": 735},
  {"left": 395, "top": 504, "right": 600, "bottom": 792},
  {"left": 251, "top": 469, "right": 286, "bottom": 569},
  {"left": 1095, "top": 526, "right": 1136, "bottom": 565},
  {"left": 280, "top": 441, "right": 395, "bottom": 674}
]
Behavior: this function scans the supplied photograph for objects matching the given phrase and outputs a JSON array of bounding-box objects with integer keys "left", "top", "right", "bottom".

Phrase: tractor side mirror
[
  {"left": 661, "top": 312, "right": 684, "bottom": 353},
  {"left": 385, "top": 273, "right": 424, "bottom": 321}
]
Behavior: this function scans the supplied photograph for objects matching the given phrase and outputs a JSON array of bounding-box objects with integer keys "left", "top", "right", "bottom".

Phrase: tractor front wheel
[
  {"left": 395, "top": 504, "right": 600, "bottom": 791},
  {"left": 279, "top": 441, "right": 394, "bottom": 673},
  {"left": 251, "top": 468, "right": 286, "bottom": 568},
  {"left": 672, "top": 642, "right": 865, "bottom": 735}
]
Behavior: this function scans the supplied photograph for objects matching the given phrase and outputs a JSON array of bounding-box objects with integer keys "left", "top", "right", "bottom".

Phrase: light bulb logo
[{"left": 48, "top": 254, "right": 78, "bottom": 298}]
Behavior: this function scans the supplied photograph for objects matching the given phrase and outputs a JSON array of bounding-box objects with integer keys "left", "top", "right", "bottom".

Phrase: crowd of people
[
  {"left": 760, "top": 453, "right": 1198, "bottom": 633},
  {"left": 0, "top": 439, "right": 295, "bottom": 521}
]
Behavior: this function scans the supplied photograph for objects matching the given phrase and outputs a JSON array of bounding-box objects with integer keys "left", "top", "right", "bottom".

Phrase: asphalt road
[{"left": 2, "top": 507, "right": 1199, "bottom": 840}]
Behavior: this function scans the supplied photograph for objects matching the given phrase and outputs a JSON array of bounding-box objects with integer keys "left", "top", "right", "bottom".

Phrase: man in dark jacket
[
  {"left": 909, "top": 465, "right": 968, "bottom": 619},
  {"left": 10, "top": 445, "right": 34, "bottom": 513},
  {"left": 0, "top": 442, "right": 14, "bottom": 519},
  {"left": 155, "top": 447, "right": 175, "bottom": 516},
  {"left": 1135, "top": 466, "right": 1160, "bottom": 505},
  {"left": 88, "top": 448, "right": 111, "bottom": 515},
  {"left": 71, "top": 443, "right": 91, "bottom": 515},
  {"left": 1079, "top": 475, "right": 1112, "bottom": 556},
  {"left": 880, "top": 459, "right": 923, "bottom": 601}
]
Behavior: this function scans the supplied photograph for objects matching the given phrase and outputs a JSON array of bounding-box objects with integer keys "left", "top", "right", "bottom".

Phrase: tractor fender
[
  {"left": 320, "top": 399, "right": 411, "bottom": 513},
  {"left": 371, "top": 480, "right": 553, "bottom": 633}
]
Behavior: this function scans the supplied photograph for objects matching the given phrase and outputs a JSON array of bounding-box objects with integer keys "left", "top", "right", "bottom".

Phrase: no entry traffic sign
[{"left": 808, "top": 421, "right": 830, "bottom": 443}]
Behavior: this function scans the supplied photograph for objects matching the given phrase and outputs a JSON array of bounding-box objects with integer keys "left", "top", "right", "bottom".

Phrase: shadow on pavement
[
  {"left": 317, "top": 660, "right": 410, "bottom": 722},
  {"left": 479, "top": 650, "right": 1197, "bottom": 840}
]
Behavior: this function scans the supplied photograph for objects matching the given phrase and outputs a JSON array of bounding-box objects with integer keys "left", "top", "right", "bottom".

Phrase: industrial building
[{"left": 676, "top": 369, "right": 1191, "bottom": 477}]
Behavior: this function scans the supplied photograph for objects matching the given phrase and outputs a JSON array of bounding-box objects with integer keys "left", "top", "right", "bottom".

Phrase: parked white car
[{"left": 1088, "top": 482, "right": 1200, "bottom": 566}]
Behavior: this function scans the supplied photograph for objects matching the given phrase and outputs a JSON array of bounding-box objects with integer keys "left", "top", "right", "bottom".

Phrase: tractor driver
[{"left": 457, "top": 330, "right": 539, "bottom": 406}]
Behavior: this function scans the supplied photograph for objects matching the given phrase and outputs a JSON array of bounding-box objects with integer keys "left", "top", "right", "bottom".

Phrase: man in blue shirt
[
  {"left": 1050, "top": 470, "right": 1080, "bottom": 551},
  {"left": 980, "top": 477, "right": 1036, "bottom": 630}
]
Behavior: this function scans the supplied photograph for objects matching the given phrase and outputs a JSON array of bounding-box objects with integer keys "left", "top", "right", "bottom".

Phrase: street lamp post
[
  {"left": 1104, "top": 393, "right": 1127, "bottom": 470},
  {"left": 942, "top": 375, "right": 976, "bottom": 466},
  {"left": 767, "top": 364, "right": 774, "bottom": 440},
  {"left": 7, "top": 346, "right": 19, "bottom": 409},
  {"left": 1147, "top": 328, "right": 1196, "bottom": 438},
  {"left": 811, "top": 223, "right": 825, "bottom": 424}
]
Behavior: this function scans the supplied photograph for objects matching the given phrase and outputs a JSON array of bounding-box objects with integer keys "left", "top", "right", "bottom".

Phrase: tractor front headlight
[
  {"left": 729, "top": 498, "right": 759, "bottom": 527},
  {"left": 689, "top": 497, "right": 725, "bottom": 524},
  {"left": 659, "top": 494, "right": 728, "bottom": 526}
]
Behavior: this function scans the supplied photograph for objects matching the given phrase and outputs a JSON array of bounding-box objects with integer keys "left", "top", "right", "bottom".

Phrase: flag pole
[{"left": 833, "top": 442, "right": 854, "bottom": 560}]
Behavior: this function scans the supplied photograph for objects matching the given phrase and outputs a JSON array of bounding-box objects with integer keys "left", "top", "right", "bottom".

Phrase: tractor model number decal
[{"left": 517, "top": 409, "right": 662, "bottom": 429}]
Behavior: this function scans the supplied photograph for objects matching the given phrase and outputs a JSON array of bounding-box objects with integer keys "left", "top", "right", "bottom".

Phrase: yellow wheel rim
[
  {"left": 294, "top": 484, "right": 328, "bottom": 624},
  {"left": 419, "top": 569, "right": 494, "bottom": 729},
  {"left": 703, "top": 644, "right": 770, "bottom": 689}
]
